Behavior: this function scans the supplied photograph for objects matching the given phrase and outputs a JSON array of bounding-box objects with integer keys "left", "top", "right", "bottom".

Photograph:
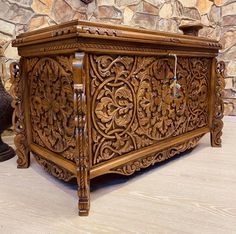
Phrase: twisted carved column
[{"left": 73, "top": 52, "right": 90, "bottom": 216}]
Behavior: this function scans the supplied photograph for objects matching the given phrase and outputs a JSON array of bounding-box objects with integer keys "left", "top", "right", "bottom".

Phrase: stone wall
[{"left": 0, "top": 0, "right": 235, "bottom": 114}]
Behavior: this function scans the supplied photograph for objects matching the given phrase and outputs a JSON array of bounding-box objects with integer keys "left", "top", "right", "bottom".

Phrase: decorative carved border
[
  {"left": 23, "top": 40, "right": 168, "bottom": 56},
  {"left": 80, "top": 26, "right": 118, "bottom": 37},
  {"left": 33, "top": 153, "right": 75, "bottom": 182},
  {"left": 10, "top": 61, "right": 30, "bottom": 168},
  {"left": 51, "top": 26, "right": 77, "bottom": 38},
  {"left": 211, "top": 60, "right": 225, "bottom": 147},
  {"left": 20, "top": 40, "right": 219, "bottom": 57},
  {"left": 111, "top": 135, "right": 203, "bottom": 176}
]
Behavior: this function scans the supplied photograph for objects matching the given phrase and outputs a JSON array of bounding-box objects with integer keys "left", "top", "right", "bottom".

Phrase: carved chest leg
[
  {"left": 211, "top": 61, "right": 225, "bottom": 147},
  {"left": 77, "top": 162, "right": 90, "bottom": 216},
  {"left": 14, "top": 133, "right": 30, "bottom": 168},
  {"left": 10, "top": 62, "right": 30, "bottom": 168}
]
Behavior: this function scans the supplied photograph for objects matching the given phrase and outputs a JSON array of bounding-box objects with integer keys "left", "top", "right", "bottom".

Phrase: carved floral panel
[
  {"left": 26, "top": 54, "right": 210, "bottom": 165},
  {"left": 28, "top": 56, "right": 76, "bottom": 161},
  {"left": 90, "top": 55, "right": 210, "bottom": 165}
]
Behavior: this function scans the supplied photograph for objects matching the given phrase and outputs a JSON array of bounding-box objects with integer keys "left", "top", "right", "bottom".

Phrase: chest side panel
[{"left": 27, "top": 55, "right": 76, "bottom": 161}]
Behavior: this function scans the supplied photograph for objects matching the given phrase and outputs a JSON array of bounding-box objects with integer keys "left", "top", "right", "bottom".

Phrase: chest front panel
[{"left": 90, "top": 55, "right": 211, "bottom": 165}]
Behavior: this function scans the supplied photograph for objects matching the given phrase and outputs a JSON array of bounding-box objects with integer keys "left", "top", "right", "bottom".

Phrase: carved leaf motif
[
  {"left": 26, "top": 58, "right": 39, "bottom": 73},
  {"left": 93, "top": 55, "right": 135, "bottom": 80},
  {"left": 94, "top": 83, "right": 134, "bottom": 134},
  {"left": 96, "top": 97, "right": 114, "bottom": 122},
  {"left": 57, "top": 56, "right": 73, "bottom": 73}
]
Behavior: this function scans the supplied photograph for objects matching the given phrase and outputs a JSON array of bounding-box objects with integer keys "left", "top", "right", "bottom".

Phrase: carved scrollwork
[
  {"left": 211, "top": 60, "right": 225, "bottom": 147},
  {"left": 33, "top": 153, "right": 75, "bottom": 181},
  {"left": 10, "top": 60, "right": 30, "bottom": 168},
  {"left": 90, "top": 55, "right": 210, "bottom": 165},
  {"left": 28, "top": 56, "right": 76, "bottom": 160},
  {"left": 73, "top": 52, "right": 90, "bottom": 216},
  {"left": 185, "top": 58, "right": 209, "bottom": 131},
  {"left": 112, "top": 135, "right": 203, "bottom": 176}
]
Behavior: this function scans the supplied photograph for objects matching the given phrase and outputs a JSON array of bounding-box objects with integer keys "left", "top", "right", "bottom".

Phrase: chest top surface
[{"left": 12, "top": 20, "right": 221, "bottom": 55}]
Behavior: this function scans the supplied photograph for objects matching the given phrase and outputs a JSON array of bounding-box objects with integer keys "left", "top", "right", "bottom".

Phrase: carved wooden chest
[{"left": 11, "top": 20, "right": 225, "bottom": 216}]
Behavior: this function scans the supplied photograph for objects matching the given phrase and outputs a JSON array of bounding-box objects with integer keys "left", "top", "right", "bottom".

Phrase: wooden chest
[{"left": 11, "top": 20, "right": 225, "bottom": 216}]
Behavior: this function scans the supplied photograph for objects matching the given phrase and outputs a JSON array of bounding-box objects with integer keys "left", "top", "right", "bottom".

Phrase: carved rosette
[
  {"left": 33, "top": 153, "right": 75, "bottom": 181},
  {"left": 10, "top": 60, "right": 30, "bottom": 168},
  {"left": 112, "top": 135, "right": 203, "bottom": 176},
  {"left": 90, "top": 55, "right": 210, "bottom": 166},
  {"left": 211, "top": 60, "right": 225, "bottom": 147}
]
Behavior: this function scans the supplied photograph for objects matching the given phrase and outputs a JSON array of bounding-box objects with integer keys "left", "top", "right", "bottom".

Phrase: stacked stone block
[{"left": 0, "top": 0, "right": 235, "bottom": 114}]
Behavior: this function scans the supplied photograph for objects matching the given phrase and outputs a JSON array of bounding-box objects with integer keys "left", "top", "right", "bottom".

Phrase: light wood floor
[{"left": 1, "top": 117, "right": 236, "bottom": 234}]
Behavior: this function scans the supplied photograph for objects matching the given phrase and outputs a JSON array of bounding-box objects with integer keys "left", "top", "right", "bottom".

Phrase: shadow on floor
[
  {"left": 90, "top": 147, "right": 196, "bottom": 192},
  {"left": 30, "top": 140, "right": 209, "bottom": 201}
]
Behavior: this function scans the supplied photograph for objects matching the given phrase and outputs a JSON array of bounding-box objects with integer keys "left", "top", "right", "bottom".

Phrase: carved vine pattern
[
  {"left": 10, "top": 60, "right": 30, "bottom": 168},
  {"left": 90, "top": 55, "right": 210, "bottom": 165},
  {"left": 33, "top": 153, "right": 75, "bottom": 181},
  {"left": 211, "top": 60, "right": 225, "bottom": 147},
  {"left": 28, "top": 56, "right": 76, "bottom": 161},
  {"left": 111, "top": 135, "right": 203, "bottom": 176}
]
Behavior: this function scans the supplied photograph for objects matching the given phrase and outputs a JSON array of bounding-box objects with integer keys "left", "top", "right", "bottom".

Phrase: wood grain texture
[{"left": 0, "top": 117, "right": 236, "bottom": 234}]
